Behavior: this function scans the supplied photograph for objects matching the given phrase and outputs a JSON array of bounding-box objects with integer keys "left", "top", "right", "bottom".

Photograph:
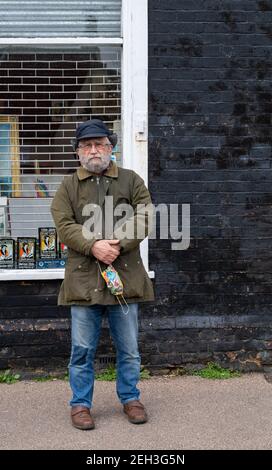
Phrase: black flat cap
[{"left": 72, "top": 119, "right": 118, "bottom": 150}]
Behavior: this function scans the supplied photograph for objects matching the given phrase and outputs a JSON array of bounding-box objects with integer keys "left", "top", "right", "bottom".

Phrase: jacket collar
[{"left": 77, "top": 161, "right": 119, "bottom": 181}]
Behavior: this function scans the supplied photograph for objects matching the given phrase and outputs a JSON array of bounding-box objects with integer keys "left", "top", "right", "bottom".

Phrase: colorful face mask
[
  {"left": 97, "top": 262, "right": 129, "bottom": 314},
  {"left": 100, "top": 264, "right": 124, "bottom": 296}
]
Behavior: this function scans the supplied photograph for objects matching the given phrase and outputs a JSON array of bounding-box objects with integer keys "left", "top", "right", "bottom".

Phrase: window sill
[{"left": 0, "top": 269, "right": 155, "bottom": 281}]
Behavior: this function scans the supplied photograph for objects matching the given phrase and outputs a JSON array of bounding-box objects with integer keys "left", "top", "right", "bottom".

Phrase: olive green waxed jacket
[{"left": 50, "top": 161, "right": 154, "bottom": 306}]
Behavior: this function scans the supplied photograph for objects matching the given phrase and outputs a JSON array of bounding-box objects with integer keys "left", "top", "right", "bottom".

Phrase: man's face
[{"left": 76, "top": 137, "right": 112, "bottom": 174}]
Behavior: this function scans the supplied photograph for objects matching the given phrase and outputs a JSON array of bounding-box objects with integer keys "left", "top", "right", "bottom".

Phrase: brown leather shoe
[
  {"left": 71, "top": 405, "right": 95, "bottom": 430},
  {"left": 123, "top": 400, "right": 148, "bottom": 424}
]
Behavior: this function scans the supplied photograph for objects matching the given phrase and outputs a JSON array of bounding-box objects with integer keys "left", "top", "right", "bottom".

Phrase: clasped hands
[{"left": 91, "top": 239, "right": 120, "bottom": 265}]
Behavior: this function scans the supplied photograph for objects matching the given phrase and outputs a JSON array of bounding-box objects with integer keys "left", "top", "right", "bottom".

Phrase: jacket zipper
[{"left": 96, "top": 176, "right": 100, "bottom": 203}]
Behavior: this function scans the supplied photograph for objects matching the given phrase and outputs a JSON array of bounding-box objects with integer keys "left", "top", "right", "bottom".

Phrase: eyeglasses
[{"left": 78, "top": 142, "right": 112, "bottom": 152}]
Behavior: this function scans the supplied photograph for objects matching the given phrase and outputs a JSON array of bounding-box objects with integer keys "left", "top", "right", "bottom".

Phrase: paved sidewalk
[{"left": 1, "top": 373, "right": 272, "bottom": 450}]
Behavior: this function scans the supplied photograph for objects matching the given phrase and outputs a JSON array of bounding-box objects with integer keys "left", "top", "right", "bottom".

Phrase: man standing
[{"left": 51, "top": 119, "right": 154, "bottom": 430}]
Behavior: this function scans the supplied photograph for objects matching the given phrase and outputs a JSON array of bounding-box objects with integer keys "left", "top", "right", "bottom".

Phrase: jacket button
[
  {"left": 78, "top": 265, "right": 82, "bottom": 269},
  {"left": 124, "top": 263, "right": 128, "bottom": 267}
]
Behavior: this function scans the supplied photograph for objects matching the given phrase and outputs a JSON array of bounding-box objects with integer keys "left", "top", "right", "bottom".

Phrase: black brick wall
[
  {"left": 145, "top": 0, "right": 272, "bottom": 371},
  {"left": 1, "top": 0, "right": 272, "bottom": 374}
]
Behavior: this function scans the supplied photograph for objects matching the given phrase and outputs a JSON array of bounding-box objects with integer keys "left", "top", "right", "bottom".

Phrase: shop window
[
  {"left": 0, "top": 0, "right": 151, "bottom": 276},
  {"left": 0, "top": 46, "right": 121, "bottom": 239}
]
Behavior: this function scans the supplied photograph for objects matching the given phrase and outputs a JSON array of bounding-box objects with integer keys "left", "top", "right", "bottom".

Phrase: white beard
[{"left": 79, "top": 154, "right": 111, "bottom": 174}]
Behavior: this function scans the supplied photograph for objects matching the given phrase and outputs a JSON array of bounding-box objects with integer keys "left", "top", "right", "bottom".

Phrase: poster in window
[
  {"left": 17, "top": 237, "right": 36, "bottom": 269},
  {"left": 59, "top": 242, "right": 68, "bottom": 259},
  {"left": 39, "top": 227, "right": 57, "bottom": 260},
  {"left": 0, "top": 238, "right": 15, "bottom": 269}
]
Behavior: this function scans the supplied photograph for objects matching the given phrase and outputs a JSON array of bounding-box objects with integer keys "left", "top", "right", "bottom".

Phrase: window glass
[
  {"left": 0, "top": 45, "right": 121, "bottom": 238},
  {"left": 0, "top": 0, "right": 122, "bottom": 38}
]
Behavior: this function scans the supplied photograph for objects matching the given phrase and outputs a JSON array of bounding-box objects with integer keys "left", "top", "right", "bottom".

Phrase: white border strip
[
  {"left": 0, "top": 269, "right": 154, "bottom": 280},
  {"left": 122, "top": 0, "right": 152, "bottom": 276},
  {"left": 0, "top": 269, "right": 65, "bottom": 281},
  {"left": 0, "top": 37, "right": 123, "bottom": 44},
  {"left": 122, "top": 0, "right": 148, "bottom": 182}
]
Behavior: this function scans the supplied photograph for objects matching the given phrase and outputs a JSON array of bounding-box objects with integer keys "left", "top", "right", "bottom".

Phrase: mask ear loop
[
  {"left": 116, "top": 294, "right": 129, "bottom": 315},
  {"left": 97, "top": 260, "right": 129, "bottom": 315},
  {"left": 97, "top": 260, "right": 105, "bottom": 276}
]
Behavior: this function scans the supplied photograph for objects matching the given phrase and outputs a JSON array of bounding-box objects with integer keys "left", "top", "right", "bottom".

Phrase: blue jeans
[{"left": 69, "top": 303, "right": 141, "bottom": 408}]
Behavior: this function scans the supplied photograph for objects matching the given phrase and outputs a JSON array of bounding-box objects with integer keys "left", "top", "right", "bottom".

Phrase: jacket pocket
[
  {"left": 64, "top": 257, "right": 92, "bottom": 302},
  {"left": 114, "top": 257, "right": 145, "bottom": 299}
]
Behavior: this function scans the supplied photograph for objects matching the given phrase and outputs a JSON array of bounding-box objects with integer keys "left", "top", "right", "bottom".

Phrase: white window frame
[{"left": 0, "top": 0, "right": 154, "bottom": 281}]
